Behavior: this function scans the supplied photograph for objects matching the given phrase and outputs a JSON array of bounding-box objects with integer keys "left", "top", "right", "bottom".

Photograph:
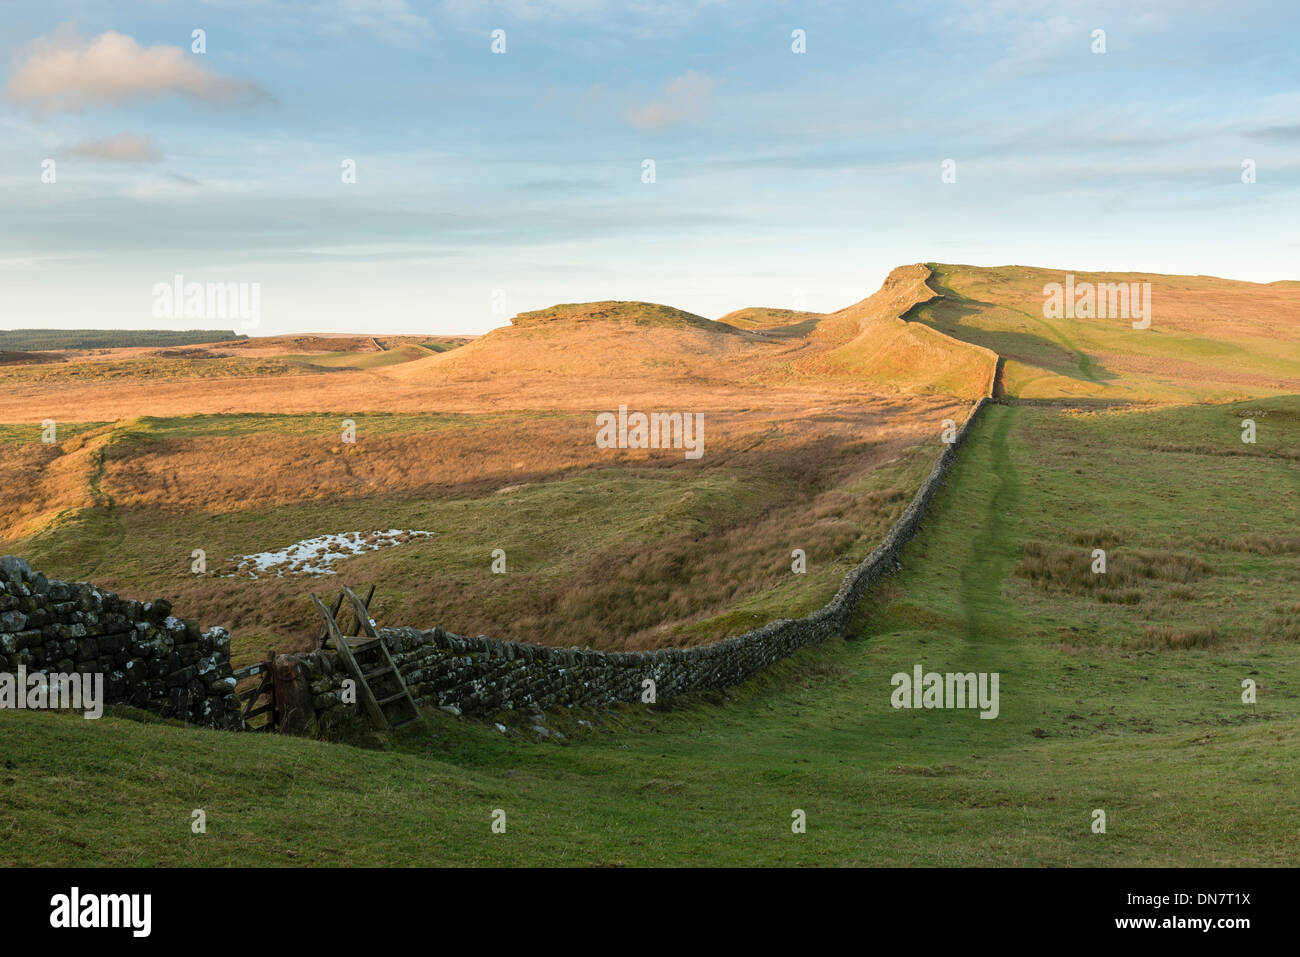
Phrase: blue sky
[{"left": 2, "top": 0, "right": 1298, "bottom": 335}]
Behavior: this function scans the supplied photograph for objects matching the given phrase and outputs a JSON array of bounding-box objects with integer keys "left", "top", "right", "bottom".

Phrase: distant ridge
[
  {"left": 717, "top": 307, "right": 823, "bottom": 330},
  {"left": 510, "top": 300, "right": 735, "bottom": 333},
  {"left": 0, "top": 329, "right": 246, "bottom": 351},
  {"left": 385, "top": 267, "right": 999, "bottom": 399}
]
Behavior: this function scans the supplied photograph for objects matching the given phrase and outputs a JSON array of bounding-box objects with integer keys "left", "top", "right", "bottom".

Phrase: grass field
[
  {"left": 917, "top": 264, "right": 1300, "bottom": 402},
  {"left": 4, "top": 394, "right": 1295, "bottom": 866},
  {"left": 0, "top": 402, "right": 957, "bottom": 656}
]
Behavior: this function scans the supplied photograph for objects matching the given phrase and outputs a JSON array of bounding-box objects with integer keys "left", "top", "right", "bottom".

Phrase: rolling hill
[
  {"left": 789, "top": 264, "right": 999, "bottom": 399},
  {"left": 716, "top": 307, "right": 824, "bottom": 331},
  {"left": 915, "top": 263, "right": 1300, "bottom": 401}
]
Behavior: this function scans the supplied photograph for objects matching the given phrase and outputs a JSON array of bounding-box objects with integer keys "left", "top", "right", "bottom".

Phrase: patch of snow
[{"left": 229, "top": 529, "right": 434, "bottom": 578}]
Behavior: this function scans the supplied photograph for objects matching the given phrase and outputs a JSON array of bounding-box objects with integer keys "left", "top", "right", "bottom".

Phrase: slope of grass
[
  {"left": 792, "top": 264, "right": 998, "bottom": 399},
  {"left": 284, "top": 344, "right": 437, "bottom": 370},
  {"left": 510, "top": 300, "right": 727, "bottom": 332},
  {"left": 716, "top": 307, "right": 823, "bottom": 330},
  {"left": 3, "top": 397, "right": 1297, "bottom": 866},
  {"left": 917, "top": 263, "right": 1300, "bottom": 401}
]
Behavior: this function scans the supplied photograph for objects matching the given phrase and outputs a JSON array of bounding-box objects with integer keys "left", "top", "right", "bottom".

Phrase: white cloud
[
  {"left": 630, "top": 71, "right": 715, "bottom": 129},
  {"left": 4, "top": 23, "right": 269, "bottom": 114},
  {"left": 66, "top": 133, "right": 163, "bottom": 162}
]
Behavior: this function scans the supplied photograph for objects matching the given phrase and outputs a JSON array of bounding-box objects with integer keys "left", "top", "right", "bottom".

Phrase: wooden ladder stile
[
  {"left": 311, "top": 586, "right": 423, "bottom": 733},
  {"left": 340, "top": 585, "right": 422, "bottom": 730},
  {"left": 311, "top": 592, "right": 389, "bottom": 732}
]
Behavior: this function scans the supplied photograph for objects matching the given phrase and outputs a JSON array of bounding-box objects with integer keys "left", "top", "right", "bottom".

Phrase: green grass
[
  {"left": 918, "top": 264, "right": 1300, "bottom": 402},
  {"left": 0, "top": 421, "right": 109, "bottom": 444},
  {"left": 3, "top": 397, "right": 1297, "bottom": 865},
  {"left": 280, "top": 345, "right": 437, "bottom": 370}
]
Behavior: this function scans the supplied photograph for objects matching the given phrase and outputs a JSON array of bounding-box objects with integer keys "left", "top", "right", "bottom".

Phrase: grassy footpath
[{"left": 2, "top": 399, "right": 1297, "bottom": 866}]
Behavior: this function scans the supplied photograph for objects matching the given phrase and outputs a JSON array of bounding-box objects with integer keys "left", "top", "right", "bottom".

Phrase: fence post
[{"left": 273, "top": 655, "right": 315, "bottom": 736}]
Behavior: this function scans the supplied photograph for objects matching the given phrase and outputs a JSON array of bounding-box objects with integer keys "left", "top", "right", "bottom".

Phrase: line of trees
[{"left": 0, "top": 329, "right": 248, "bottom": 351}]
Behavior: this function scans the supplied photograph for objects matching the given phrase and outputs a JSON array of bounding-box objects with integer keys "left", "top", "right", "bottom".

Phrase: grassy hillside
[
  {"left": 717, "top": 307, "right": 823, "bottom": 331},
  {"left": 284, "top": 344, "right": 438, "bottom": 370},
  {"left": 388, "top": 299, "right": 768, "bottom": 387},
  {"left": 916, "top": 263, "right": 1300, "bottom": 401},
  {"left": 3, "top": 395, "right": 1296, "bottom": 866},
  {"left": 791, "top": 264, "right": 999, "bottom": 399},
  {"left": 0, "top": 399, "right": 961, "bottom": 653},
  {"left": 511, "top": 300, "right": 727, "bottom": 331}
]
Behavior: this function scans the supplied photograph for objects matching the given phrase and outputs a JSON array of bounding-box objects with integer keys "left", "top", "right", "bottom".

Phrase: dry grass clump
[
  {"left": 1132, "top": 624, "right": 1221, "bottom": 650},
  {"left": 1265, "top": 603, "right": 1300, "bottom": 641},
  {"left": 1191, "top": 533, "right": 1300, "bottom": 554},
  {"left": 1228, "top": 534, "right": 1300, "bottom": 555},
  {"left": 1016, "top": 541, "right": 1212, "bottom": 602},
  {"left": 1067, "top": 528, "right": 1133, "bottom": 548}
]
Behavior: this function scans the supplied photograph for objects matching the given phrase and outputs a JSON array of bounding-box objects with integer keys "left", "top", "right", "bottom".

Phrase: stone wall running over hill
[
  {"left": 1, "top": 397, "right": 988, "bottom": 734},
  {"left": 0, "top": 556, "right": 243, "bottom": 729},
  {"left": 285, "top": 398, "right": 991, "bottom": 729}
]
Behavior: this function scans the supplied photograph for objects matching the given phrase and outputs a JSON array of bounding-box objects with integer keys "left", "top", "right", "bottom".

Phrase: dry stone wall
[
  {"left": 288, "top": 398, "right": 991, "bottom": 726},
  {"left": 0, "top": 556, "right": 244, "bottom": 729},
  {"left": 1, "top": 398, "right": 988, "bottom": 734}
]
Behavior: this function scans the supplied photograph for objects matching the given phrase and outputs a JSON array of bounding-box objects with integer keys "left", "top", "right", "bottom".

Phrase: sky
[{"left": 1, "top": 0, "right": 1298, "bottom": 335}]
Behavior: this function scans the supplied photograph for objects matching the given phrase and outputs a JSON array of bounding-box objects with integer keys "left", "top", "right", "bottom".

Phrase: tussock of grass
[
  {"left": 1016, "top": 541, "right": 1212, "bottom": 601},
  {"left": 1193, "top": 533, "right": 1300, "bottom": 555},
  {"left": 1067, "top": 528, "right": 1133, "bottom": 548},
  {"left": 1265, "top": 603, "right": 1300, "bottom": 641},
  {"left": 1133, "top": 624, "right": 1221, "bottom": 650}
]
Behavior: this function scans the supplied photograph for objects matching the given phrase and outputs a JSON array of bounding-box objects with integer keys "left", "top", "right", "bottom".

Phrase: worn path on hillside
[{"left": 960, "top": 404, "right": 1022, "bottom": 645}]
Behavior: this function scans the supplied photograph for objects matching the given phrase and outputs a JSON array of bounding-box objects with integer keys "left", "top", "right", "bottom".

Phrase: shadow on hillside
[
  {"left": 907, "top": 279, "right": 1120, "bottom": 388},
  {"left": 739, "top": 317, "right": 823, "bottom": 340}
]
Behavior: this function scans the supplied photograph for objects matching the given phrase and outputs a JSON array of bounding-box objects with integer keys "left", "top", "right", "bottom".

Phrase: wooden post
[
  {"left": 272, "top": 654, "right": 314, "bottom": 736},
  {"left": 348, "top": 584, "right": 376, "bottom": 637},
  {"left": 313, "top": 590, "right": 345, "bottom": 649}
]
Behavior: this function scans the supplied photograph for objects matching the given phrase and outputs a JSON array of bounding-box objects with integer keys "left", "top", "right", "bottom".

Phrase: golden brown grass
[
  {"left": 2, "top": 392, "right": 964, "bottom": 652},
  {"left": 791, "top": 264, "right": 998, "bottom": 398},
  {"left": 917, "top": 263, "right": 1300, "bottom": 401},
  {"left": 1016, "top": 540, "right": 1212, "bottom": 603},
  {"left": 716, "top": 307, "right": 823, "bottom": 330},
  {"left": 1132, "top": 624, "right": 1221, "bottom": 650},
  {"left": 0, "top": 264, "right": 987, "bottom": 423}
]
